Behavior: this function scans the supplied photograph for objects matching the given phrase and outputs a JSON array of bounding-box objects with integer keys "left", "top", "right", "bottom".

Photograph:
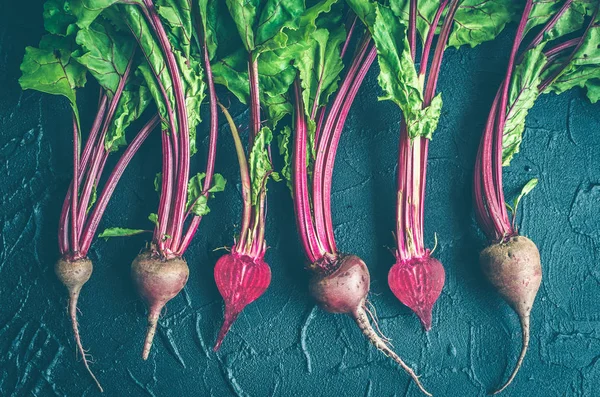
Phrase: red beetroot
[
  {"left": 480, "top": 236, "right": 541, "bottom": 394},
  {"left": 213, "top": 251, "right": 271, "bottom": 350},
  {"left": 55, "top": 257, "right": 102, "bottom": 392},
  {"left": 309, "top": 255, "right": 431, "bottom": 396},
  {"left": 213, "top": 103, "right": 273, "bottom": 350},
  {"left": 388, "top": 256, "right": 445, "bottom": 330},
  {"left": 131, "top": 250, "right": 189, "bottom": 360}
]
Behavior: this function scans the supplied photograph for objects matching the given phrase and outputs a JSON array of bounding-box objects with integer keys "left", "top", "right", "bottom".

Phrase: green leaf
[
  {"left": 249, "top": 126, "right": 275, "bottom": 205},
  {"left": 511, "top": 178, "right": 538, "bottom": 216},
  {"left": 19, "top": 34, "right": 87, "bottom": 120},
  {"left": 208, "top": 173, "right": 227, "bottom": 193},
  {"left": 295, "top": 21, "right": 345, "bottom": 116},
  {"left": 87, "top": 184, "right": 97, "bottom": 213},
  {"left": 72, "top": 19, "right": 136, "bottom": 97},
  {"left": 448, "top": 0, "right": 514, "bottom": 49},
  {"left": 277, "top": 125, "right": 292, "bottom": 191},
  {"left": 148, "top": 213, "right": 159, "bottom": 226},
  {"left": 44, "top": 0, "right": 78, "bottom": 36},
  {"left": 186, "top": 172, "right": 224, "bottom": 217},
  {"left": 224, "top": 0, "right": 258, "bottom": 52},
  {"left": 105, "top": 76, "right": 153, "bottom": 151},
  {"left": 154, "top": 172, "right": 162, "bottom": 192},
  {"left": 502, "top": 46, "right": 547, "bottom": 165},
  {"left": 69, "top": 0, "right": 122, "bottom": 29},
  {"left": 98, "top": 227, "right": 148, "bottom": 239},
  {"left": 544, "top": 26, "right": 600, "bottom": 98},
  {"left": 121, "top": 5, "right": 177, "bottom": 132},
  {"left": 156, "top": 0, "right": 194, "bottom": 58}
]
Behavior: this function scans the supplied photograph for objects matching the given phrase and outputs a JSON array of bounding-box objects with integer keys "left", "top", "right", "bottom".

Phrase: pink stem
[
  {"left": 155, "top": 130, "right": 174, "bottom": 253},
  {"left": 322, "top": 46, "right": 377, "bottom": 252},
  {"left": 293, "top": 80, "right": 323, "bottom": 263},
  {"left": 249, "top": 55, "right": 261, "bottom": 139},
  {"left": 59, "top": 95, "right": 108, "bottom": 255},
  {"left": 70, "top": 115, "right": 80, "bottom": 255},
  {"left": 176, "top": 37, "right": 220, "bottom": 255},
  {"left": 76, "top": 57, "right": 134, "bottom": 236},
  {"left": 313, "top": 35, "right": 372, "bottom": 253},
  {"left": 141, "top": 0, "right": 190, "bottom": 253},
  {"left": 80, "top": 116, "right": 159, "bottom": 254}
]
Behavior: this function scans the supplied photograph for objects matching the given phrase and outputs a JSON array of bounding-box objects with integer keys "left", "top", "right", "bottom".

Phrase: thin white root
[
  {"left": 353, "top": 305, "right": 432, "bottom": 396},
  {"left": 68, "top": 289, "right": 104, "bottom": 392},
  {"left": 142, "top": 307, "right": 162, "bottom": 361},
  {"left": 491, "top": 315, "right": 530, "bottom": 395}
]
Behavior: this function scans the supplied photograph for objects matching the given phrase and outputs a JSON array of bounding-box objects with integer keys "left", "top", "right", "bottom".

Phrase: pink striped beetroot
[
  {"left": 388, "top": 256, "right": 445, "bottom": 330},
  {"left": 213, "top": 101, "right": 273, "bottom": 350},
  {"left": 213, "top": 251, "right": 271, "bottom": 350}
]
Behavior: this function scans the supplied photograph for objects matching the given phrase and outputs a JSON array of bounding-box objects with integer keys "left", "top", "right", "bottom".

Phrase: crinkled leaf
[
  {"left": 121, "top": 5, "right": 176, "bottom": 132},
  {"left": 98, "top": 227, "right": 148, "bottom": 239},
  {"left": 584, "top": 78, "right": 600, "bottom": 102},
  {"left": 199, "top": 0, "right": 240, "bottom": 60},
  {"left": 44, "top": 0, "right": 78, "bottom": 36},
  {"left": 68, "top": 0, "right": 124, "bottom": 29},
  {"left": 19, "top": 34, "right": 87, "bottom": 120},
  {"left": 448, "top": 0, "right": 514, "bottom": 49},
  {"left": 148, "top": 213, "right": 159, "bottom": 226},
  {"left": 545, "top": 25, "right": 600, "bottom": 97},
  {"left": 106, "top": 76, "right": 153, "bottom": 151},
  {"left": 502, "top": 46, "right": 547, "bottom": 165},
  {"left": 295, "top": 25, "right": 345, "bottom": 116},
  {"left": 213, "top": 48, "right": 294, "bottom": 128},
  {"left": 208, "top": 173, "right": 227, "bottom": 193},
  {"left": 350, "top": 1, "right": 444, "bottom": 139},
  {"left": 277, "top": 125, "right": 292, "bottom": 191},
  {"left": 187, "top": 172, "right": 207, "bottom": 214},
  {"left": 72, "top": 19, "right": 136, "bottom": 97},
  {"left": 249, "top": 127, "right": 274, "bottom": 205},
  {"left": 156, "top": 0, "right": 194, "bottom": 58}
]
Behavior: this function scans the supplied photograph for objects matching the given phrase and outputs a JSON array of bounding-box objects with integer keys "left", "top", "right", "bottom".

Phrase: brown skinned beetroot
[
  {"left": 309, "top": 255, "right": 431, "bottom": 396},
  {"left": 388, "top": 256, "right": 445, "bottom": 330},
  {"left": 213, "top": 251, "right": 271, "bottom": 350},
  {"left": 480, "top": 235, "right": 542, "bottom": 394},
  {"left": 131, "top": 251, "right": 189, "bottom": 360},
  {"left": 55, "top": 257, "right": 103, "bottom": 392}
]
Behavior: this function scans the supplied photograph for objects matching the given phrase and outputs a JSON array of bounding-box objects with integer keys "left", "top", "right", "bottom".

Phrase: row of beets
[{"left": 19, "top": 0, "right": 599, "bottom": 395}]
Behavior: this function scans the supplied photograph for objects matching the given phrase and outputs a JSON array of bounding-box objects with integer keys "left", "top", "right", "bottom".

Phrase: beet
[
  {"left": 213, "top": 251, "right": 271, "bottom": 350},
  {"left": 309, "top": 255, "right": 431, "bottom": 396},
  {"left": 480, "top": 235, "right": 542, "bottom": 394},
  {"left": 131, "top": 251, "right": 189, "bottom": 360},
  {"left": 388, "top": 256, "right": 445, "bottom": 330},
  {"left": 55, "top": 257, "right": 103, "bottom": 392}
]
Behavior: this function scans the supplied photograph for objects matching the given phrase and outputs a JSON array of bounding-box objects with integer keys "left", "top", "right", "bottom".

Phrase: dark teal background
[{"left": 1, "top": 1, "right": 600, "bottom": 396}]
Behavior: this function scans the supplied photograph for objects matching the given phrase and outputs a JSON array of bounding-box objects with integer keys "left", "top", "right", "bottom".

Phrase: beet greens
[
  {"left": 282, "top": 2, "right": 436, "bottom": 395},
  {"left": 473, "top": 1, "right": 599, "bottom": 393},
  {"left": 66, "top": 0, "right": 225, "bottom": 360},
  {"left": 19, "top": 4, "right": 158, "bottom": 389},
  {"left": 348, "top": 0, "right": 513, "bottom": 330},
  {"left": 209, "top": 0, "right": 330, "bottom": 350}
]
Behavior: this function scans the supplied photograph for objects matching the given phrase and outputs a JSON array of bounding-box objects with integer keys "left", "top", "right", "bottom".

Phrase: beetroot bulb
[
  {"left": 283, "top": 8, "right": 431, "bottom": 393},
  {"left": 19, "top": 23, "right": 160, "bottom": 388},
  {"left": 98, "top": 3, "right": 224, "bottom": 360},
  {"left": 472, "top": 1, "right": 598, "bottom": 392},
  {"left": 212, "top": 103, "right": 273, "bottom": 350}
]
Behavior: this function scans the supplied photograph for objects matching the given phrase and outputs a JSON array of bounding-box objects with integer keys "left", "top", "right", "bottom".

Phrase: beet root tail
[
  {"left": 213, "top": 306, "right": 240, "bottom": 351},
  {"left": 142, "top": 305, "right": 163, "bottom": 361},
  {"left": 68, "top": 288, "right": 104, "bottom": 392},
  {"left": 491, "top": 314, "right": 530, "bottom": 395},
  {"left": 352, "top": 305, "right": 432, "bottom": 396}
]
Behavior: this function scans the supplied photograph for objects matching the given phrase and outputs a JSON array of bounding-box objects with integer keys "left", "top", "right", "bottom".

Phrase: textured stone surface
[{"left": 1, "top": 2, "right": 600, "bottom": 396}]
